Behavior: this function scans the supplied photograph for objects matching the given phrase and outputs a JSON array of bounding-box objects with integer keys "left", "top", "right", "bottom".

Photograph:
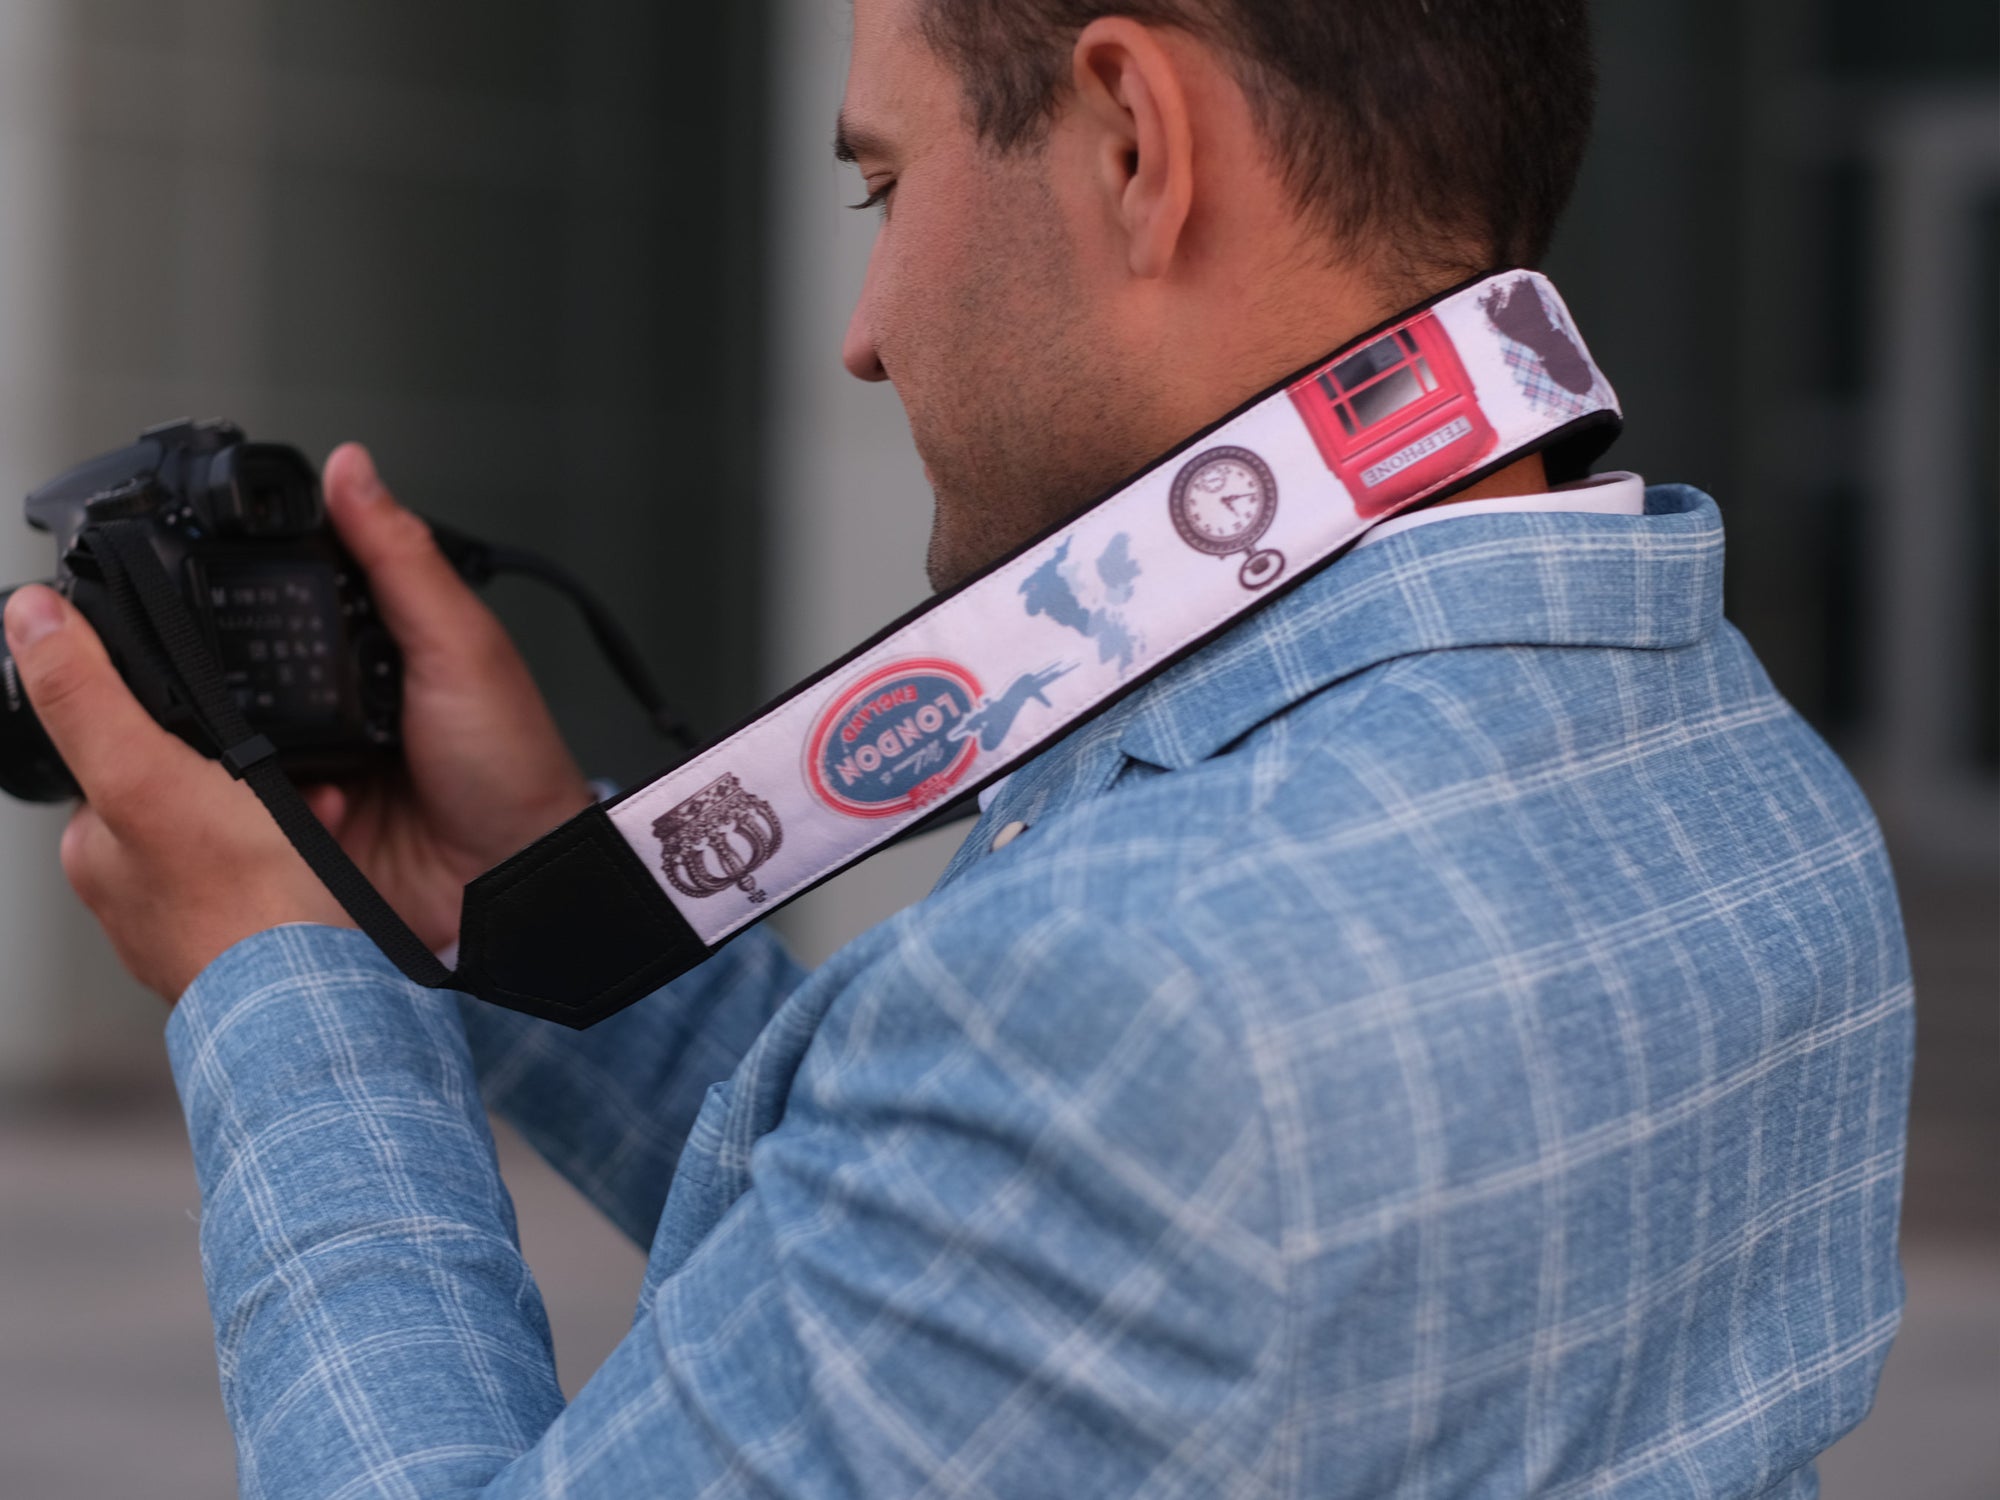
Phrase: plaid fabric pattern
[
  {"left": 169, "top": 486, "right": 1912, "bottom": 1498},
  {"left": 1498, "top": 337, "right": 1597, "bottom": 420}
]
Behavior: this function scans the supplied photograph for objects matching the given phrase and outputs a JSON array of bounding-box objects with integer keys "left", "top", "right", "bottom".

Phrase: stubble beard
[
  {"left": 912, "top": 286, "right": 1153, "bottom": 595},
  {"left": 921, "top": 413, "right": 1123, "bottom": 593},
  {"left": 896, "top": 154, "right": 1162, "bottom": 594}
]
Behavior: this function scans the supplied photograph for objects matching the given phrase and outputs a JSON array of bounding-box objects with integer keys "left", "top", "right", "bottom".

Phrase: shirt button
[{"left": 991, "top": 821, "right": 1028, "bottom": 852}]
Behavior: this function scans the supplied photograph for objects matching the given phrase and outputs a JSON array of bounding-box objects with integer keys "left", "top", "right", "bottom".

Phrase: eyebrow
[{"left": 832, "top": 112, "right": 893, "bottom": 166}]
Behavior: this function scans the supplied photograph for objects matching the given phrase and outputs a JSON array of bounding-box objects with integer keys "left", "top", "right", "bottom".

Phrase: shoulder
[
  {"left": 795, "top": 617, "right": 1908, "bottom": 1192},
  {"left": 908, "top": 621, "right": 1904, "bottom": 1041}
]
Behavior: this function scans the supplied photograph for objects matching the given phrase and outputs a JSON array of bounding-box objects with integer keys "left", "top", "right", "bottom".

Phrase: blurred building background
[{"left": 0, "top": 1, "right": 1991, "bottom": 1495}]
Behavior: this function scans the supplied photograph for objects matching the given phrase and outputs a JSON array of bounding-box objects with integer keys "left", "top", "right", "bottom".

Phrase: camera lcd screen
[{"left": 198, "top": 558, "right": 345, "bottom": 729}]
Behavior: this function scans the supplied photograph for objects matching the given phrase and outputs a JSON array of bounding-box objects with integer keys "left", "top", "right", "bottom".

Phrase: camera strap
[
  {"left": 108, "top": 269, "right": 1623, "bottom": 1028},
  {"left": 87, "top": 520, "right": 461, "bottom": 991}
]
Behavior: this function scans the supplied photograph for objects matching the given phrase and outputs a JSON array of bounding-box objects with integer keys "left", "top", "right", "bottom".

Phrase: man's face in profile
[{"left": 839, "top": 0, "right": 1153, "bottom": 592}]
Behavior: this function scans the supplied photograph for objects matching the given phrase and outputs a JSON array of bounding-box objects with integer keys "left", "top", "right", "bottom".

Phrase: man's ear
[{"left": 1069, "top": 18, "right": 1194, "bottom": 281}]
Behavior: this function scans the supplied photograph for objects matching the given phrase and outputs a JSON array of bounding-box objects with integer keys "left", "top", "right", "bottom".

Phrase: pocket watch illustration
[{"left": 1168, "top": 446, "right": 1285, "bottom": 589}]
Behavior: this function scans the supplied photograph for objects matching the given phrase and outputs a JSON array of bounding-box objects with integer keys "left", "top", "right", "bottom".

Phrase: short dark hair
[{"left": 921, "top": 0, "right": 1596, "bottom": 285}]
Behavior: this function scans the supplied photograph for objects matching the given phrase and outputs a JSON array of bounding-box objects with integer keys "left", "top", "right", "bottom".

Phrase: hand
[
  {"left": 305, "top": 445, "right": 596, "bottom": 952},
  {"left": 4, "top": 586, "right": 351, "bottom": 1000}
]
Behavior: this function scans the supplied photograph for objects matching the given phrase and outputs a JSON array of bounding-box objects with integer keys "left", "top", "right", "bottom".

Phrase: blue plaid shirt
[{"left": 168, "top": 486, "right": 1913, "bottom": 1498}]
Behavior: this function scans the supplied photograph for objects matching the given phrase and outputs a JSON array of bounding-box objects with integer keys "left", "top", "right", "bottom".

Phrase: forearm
[
  {"left": 457, "top": 924, "right": 806, "bottom": 1245},
  {"left": 169, "top": 925, "right": 566, "bottom": 1497}
]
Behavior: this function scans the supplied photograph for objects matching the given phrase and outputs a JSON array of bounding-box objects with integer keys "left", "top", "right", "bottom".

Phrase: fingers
[
  {"left": 322, "top": 443, "right": 500, "bottom": 664},
  {"left": 59, "top": 804, "right": 105, "bottom": 900},
  {"left": 303, "top": 783, "right": 347, "bottom": 833},
  {"left": 3, "top": 586, "right": 198, "bottom": 807}
]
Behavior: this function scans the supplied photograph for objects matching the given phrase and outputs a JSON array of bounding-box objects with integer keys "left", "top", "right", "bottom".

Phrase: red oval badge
[{"left": 805, "top": 658, "right": 985, "bottom": 818}]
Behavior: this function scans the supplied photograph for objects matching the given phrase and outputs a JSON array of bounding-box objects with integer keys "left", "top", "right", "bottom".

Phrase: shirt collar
[
  {"left": 1111, "top": 483, "right": 1724, "bottom": 772},
  {"left": 1350, "top": 469, "right": 1647, "bottom": 553},
  {"left": 974, "top": 473, "right": 1659, "bottom": 817},
  {"left": 939, "top": 484, "right": 1724, "bottom": 887}
]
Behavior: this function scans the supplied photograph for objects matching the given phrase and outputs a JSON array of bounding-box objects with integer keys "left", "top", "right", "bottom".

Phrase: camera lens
[{"left": 0, "top": 587, "right": 80, "bottom": 803}]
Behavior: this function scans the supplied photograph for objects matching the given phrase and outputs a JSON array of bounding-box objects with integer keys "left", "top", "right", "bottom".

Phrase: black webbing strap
[
  {"left": 85, "top": 518, "right": 708, "bottom": 1028},
  {"left": 88, "top": 521, "right": 458, "bottom": 991}
]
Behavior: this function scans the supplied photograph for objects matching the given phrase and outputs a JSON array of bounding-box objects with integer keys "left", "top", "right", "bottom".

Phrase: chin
[
  {"left": 924, "top": 512, "right": 999, "bottom": 595},
  {"left": 924, "top": 538, "right": 970, "bottom": 596}
]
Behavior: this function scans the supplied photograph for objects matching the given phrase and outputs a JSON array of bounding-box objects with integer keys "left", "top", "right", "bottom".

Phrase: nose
[{"left": 842, "top": 251, "right": 888, "bottom": 383}]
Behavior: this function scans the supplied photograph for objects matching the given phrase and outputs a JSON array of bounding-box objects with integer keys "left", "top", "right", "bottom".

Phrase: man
[{"left": 4, "top": 1, "right": 1912, "bottom": 1495}]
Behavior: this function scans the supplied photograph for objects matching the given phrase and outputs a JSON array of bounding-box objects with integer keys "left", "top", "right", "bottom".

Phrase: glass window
[
  {"left": 1349, "top": 366, "right": 1425, "bottom": 429},
  {"left": 1332, "top": 334, "right": 1406, "bottom": 393}
]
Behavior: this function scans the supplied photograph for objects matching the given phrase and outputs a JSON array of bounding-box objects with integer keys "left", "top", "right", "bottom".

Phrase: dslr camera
[{"left": 0, "top": 419, "right": 401, "bottom": 802}]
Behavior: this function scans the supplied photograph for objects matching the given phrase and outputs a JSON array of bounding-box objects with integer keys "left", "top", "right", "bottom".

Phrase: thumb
[
  {"left": 4, "top": 585, "right": 193, "bottom": 804},
  {"left": 303, "top": 783, "right": 347, "bottom": 834},
  {"left": 322, "top": 443, "right": 496, "bottom": 664}
]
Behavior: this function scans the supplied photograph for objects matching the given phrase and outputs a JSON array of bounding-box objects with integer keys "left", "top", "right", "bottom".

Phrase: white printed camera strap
[{"left": 268, "top": 270, "right": 1622, "bottom": 1026}]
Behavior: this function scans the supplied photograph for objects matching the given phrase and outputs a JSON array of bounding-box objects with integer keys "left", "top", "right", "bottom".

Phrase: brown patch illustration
[{"left": 1482, "top": 279, "right": 1595, "bottom": 395}]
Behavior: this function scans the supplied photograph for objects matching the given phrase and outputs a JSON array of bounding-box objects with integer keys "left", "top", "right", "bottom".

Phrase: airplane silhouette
[{"left": 948, "top": 663, "right": 1075, "bottom": 753}]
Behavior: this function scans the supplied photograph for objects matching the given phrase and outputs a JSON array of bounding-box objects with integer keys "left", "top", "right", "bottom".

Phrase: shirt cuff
[{"left": 165, "top": 924, "right": 475, "bottom": 1191}]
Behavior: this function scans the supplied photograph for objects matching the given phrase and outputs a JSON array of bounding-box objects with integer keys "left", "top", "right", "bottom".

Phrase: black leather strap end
[
  {"left": 454, "top": 805, "right": 712, "bottom": 1029},
  {"left": 1543, "top": 409, "right": 1624, "bottom": 486}
]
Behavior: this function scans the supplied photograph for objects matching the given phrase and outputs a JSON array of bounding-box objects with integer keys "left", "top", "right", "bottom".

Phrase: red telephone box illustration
[{"left": 1287, "top": 314, "right": 1498, "bottom": 518}]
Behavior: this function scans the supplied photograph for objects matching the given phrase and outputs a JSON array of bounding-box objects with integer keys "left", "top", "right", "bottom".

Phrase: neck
[{"left": 1444, "top": 451, "right": 1552, "bottom": 503}]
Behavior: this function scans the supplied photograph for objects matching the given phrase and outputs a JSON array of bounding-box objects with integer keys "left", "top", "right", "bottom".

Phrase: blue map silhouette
[
  {"left": 1096, "top": 533, "right": 1140, "bottom": 603},
  {"left": 1021, "top": 535, "right": 1141, "bottom": 671},
  {"left": 1020, "top": 540, "right": 1094, "bottom": 634}
]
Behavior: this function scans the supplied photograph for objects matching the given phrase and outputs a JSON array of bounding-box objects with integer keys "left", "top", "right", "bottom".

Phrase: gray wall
[
  {"left": 0, "top": 0, "right": 766, "bottom": 1085},
  {"left": 1549, "top": 0, "right": 1998, "bottom": 861},
  {"left": 0, "top": 0, "right": 83, "bottom": 1085}
]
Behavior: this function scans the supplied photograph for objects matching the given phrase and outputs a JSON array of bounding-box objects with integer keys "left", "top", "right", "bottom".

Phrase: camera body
[{"left": 0, "top": 419, "right": 401, "bottom": 802}]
